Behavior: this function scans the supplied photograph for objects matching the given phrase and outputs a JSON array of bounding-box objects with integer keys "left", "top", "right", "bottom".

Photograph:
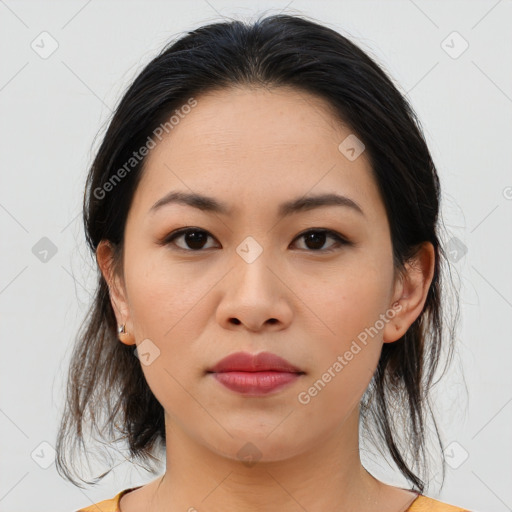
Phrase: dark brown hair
[{"left": 55, "top": 13, "right": 460, "bottom": 493}]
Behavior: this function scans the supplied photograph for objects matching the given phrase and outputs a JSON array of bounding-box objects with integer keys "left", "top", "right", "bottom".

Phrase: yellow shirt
[{"left": 76, "top": 486, "right": 472, "bottom": 511}]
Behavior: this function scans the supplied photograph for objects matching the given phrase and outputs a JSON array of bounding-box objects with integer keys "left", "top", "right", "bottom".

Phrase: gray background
[{"left": 1, "top": 1, "right": 511, "bottom": 511}]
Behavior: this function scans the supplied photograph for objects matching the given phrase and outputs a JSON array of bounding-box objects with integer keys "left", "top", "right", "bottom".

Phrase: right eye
[{"left": 162, "top": 227, "right": 219, "bottom": 251}]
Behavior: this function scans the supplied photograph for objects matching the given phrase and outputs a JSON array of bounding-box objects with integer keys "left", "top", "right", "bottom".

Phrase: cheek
[
  {"left": 296, "top": 276, "right": 387, "bottom": 424},
  {"left": 302, "top": 258, "right": 392, "bottom": 390},
  {"left": 124, "top": 249, "right": 208, "bottom": 336},
  {"left": 309, "top": 260, "right": 392, "bottom": 342},
  {"left": 123, "top": 252, "right": 210, "bottom": 419}
]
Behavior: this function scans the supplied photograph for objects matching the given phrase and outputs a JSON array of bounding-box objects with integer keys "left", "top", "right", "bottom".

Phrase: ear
[
  {"left": 96, "top": 240, "right": 136, "bottom": 345},
  {"left": 383, "top": 242, "right": 436, "bottom": 344}
]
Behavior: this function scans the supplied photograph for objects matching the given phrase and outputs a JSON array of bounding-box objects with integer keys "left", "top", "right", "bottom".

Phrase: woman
[{"left": 57, "top": 12, "right": 471, "bottom": 512}]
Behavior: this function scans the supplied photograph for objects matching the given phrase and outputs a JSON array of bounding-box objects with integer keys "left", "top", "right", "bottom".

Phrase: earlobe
[
  {"left": 383, "top": 242, "right": 436, "bottom": 344},
  {"left": 382, "top": 301, "right": 406, "bottom": 343},
  {"left": 96, "top": 240, "right": 136, "bottom": 345},
  {"left": 117, "top": 323, "right": 136, "bottom": 346}
]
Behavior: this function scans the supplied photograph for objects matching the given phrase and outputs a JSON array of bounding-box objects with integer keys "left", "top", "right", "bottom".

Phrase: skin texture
[{"left": 97, "top": 86, "right": 435, "bottom": 512}]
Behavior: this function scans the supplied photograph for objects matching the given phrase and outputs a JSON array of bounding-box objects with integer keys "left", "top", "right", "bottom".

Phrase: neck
[{"left": 151, "top": 406, "right": 387, "bottom": 512}]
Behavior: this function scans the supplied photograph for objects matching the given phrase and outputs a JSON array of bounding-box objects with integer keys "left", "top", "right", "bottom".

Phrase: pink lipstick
[{"left": 207, "top": 351, "right": 305, "bottom": 396}]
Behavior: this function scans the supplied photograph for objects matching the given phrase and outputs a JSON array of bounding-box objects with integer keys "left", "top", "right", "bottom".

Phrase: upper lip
[{"left": 207, "top": 351, "right": 304, "bottom": 373}]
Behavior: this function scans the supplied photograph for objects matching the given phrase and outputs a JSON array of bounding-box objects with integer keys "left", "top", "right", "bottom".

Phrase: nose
[{"left": 215, "top": 249, "right": 293, "bottom": 332}]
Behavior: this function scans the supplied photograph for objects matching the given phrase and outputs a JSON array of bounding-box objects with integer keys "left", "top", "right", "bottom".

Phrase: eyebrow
[{"left": 149, "top": 191, "right": 365, "bottom": 218}]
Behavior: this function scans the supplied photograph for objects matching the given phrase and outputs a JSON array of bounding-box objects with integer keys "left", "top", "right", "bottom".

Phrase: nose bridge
[{"left": 231, "top": 234, "right": 276, "bottom": 298}]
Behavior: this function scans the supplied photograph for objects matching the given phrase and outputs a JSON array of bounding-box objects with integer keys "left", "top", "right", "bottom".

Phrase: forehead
[
  {"left": 161, "top": 86, "right": 347, "bottom": 151},
  {"left": 130, "top": 86, "right": 384, "bottom": 222}
]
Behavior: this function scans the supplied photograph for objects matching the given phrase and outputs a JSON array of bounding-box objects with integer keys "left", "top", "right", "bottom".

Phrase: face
[{"left": 102, "top": 86, "right": 407, "bottom": 462}]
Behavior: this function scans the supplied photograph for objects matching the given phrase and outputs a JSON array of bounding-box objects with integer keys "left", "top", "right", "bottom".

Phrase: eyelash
[{"left": 160, "top": 227, "right": 352, "bottom": 253}]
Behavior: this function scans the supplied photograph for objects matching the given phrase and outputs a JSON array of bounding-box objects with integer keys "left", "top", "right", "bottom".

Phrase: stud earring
[{"left": 117, "top": 323, "right": 136, "bottom": 345}]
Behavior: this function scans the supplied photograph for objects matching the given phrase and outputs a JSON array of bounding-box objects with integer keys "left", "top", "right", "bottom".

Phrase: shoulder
[
  {"left": 75, "top": 487, "right": 140, "bottom": 512},
  {"left": 407, "top": 495, "right": 473, "bottom": 512}
]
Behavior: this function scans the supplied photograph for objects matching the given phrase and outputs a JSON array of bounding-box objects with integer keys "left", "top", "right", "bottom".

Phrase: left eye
[
  {"left": 292, "top": 229, "right": 348, "bottom": 252},
  {"left": 162, "top": 228, "right": 349, "bottom": 252}
]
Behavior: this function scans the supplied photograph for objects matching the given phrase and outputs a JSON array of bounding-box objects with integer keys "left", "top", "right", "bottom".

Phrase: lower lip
[{"left": 211, "top": 371, "right": 303, "bottom": 395}]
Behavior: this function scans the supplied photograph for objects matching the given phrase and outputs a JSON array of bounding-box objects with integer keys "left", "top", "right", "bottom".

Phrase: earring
[{"left": 117, "top": 323, "right": 135, "bottom": 345}]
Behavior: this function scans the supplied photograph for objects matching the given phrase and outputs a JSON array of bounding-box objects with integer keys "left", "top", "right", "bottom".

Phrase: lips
[
  {"left": 207, "top": 351, "right": 305, "bottom": 396},
  {"left": 207, "top": 351, "right": 304, "bottom": 374}
]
